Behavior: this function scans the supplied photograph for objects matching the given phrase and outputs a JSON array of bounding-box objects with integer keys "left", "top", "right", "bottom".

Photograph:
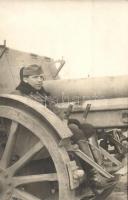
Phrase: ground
[
  {"left": 107, "top": 155, "right": 127, "bottom": 200},
  {"left": 108, "top": 173, "right": 127, "bottom": 200}
]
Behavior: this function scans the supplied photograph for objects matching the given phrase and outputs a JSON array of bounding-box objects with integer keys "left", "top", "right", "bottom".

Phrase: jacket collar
[{"left": 16, "top": 81, "right": 49, "bottom": 96}]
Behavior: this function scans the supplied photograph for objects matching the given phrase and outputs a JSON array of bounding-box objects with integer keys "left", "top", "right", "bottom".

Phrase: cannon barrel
[{"left": 44, "top": 75, "right": 128, "bottom": 102}]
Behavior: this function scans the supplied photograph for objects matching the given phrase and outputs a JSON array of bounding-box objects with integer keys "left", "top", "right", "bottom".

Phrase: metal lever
[
  {"left": 83, "top": 103, "right": 91, "bottom": 119},
  {"left": 68, "top": 145, "right": 114, "bottom": 178},
  {"left": 64, "top": 104, "right": 73, "bottom": 120}
]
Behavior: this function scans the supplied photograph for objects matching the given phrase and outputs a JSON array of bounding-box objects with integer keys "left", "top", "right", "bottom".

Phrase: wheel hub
[{"left": 0, "top": 167, "right": 13, "bottom": 200}]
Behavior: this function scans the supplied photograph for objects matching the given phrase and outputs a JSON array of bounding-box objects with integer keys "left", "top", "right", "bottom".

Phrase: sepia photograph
[{"left": 0, "top": 0, "right": 127, "bottom": 200}]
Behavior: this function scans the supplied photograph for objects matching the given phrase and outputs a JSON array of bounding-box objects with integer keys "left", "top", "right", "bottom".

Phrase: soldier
[
  {"left": 13, "top": 64, "right": 117, "bottom": 199},
  {"left": 14, "top": 65, "right": 50, "bottom": 105}
]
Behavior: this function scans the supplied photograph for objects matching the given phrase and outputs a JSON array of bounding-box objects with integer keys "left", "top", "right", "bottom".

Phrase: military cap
[{"left": 23, "top": 64, "right": 43, "bottom": 76}]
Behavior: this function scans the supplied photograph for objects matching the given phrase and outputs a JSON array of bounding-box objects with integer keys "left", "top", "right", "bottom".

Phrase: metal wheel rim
[{"left": 0, "top": 101, "right": 75, "bottom": 200}]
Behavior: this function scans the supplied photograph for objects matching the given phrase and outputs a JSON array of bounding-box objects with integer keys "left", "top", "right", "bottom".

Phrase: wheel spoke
[
  {"left": 0, "top": 121, "right": 18, "bottom": 168},
  {"left": 13, "top": 173, "right": 58, "bottom": 186},
  {"left": 13, "top": 188, "right": 41, "bottom": 200},
  {"left": 8, "top": 141, "right": 44, "bottom": 175}
]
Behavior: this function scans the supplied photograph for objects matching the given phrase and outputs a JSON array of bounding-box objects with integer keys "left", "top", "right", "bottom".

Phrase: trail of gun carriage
[{"left": 0, "top": 42, "right": 127, "bottom": 200}]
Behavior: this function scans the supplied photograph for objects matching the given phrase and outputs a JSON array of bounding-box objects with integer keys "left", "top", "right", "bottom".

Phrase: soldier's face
[{"left": 24, "top": 74, "right": 44, "bottom": 90}]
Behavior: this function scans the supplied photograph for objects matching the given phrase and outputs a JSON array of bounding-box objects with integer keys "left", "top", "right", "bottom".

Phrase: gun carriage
[{"left": 0, "top": 44, "right": 127, "bottom": 200}]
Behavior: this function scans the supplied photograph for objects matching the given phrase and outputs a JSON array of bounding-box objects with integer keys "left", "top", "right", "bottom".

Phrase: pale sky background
[{"left": 0, "top": 0, "right": 128, "bottom": 79}]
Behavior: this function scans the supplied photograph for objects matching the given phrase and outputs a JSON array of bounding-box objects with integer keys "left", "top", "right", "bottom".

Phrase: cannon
[{"left": 0, "top": 44, "right": 127, "bottom": 200}]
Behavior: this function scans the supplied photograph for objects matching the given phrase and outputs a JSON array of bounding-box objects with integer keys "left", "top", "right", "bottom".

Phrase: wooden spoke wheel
[{"left": 0, "top": 95, "right": 77, "bottom": 200}]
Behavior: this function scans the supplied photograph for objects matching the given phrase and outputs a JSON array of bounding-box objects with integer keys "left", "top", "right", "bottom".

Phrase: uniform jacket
[
  {"left": 13, "top": 81, "right": 53, "bottom": 106},
  {"left": 13, "top": 81, "right": 64, "bottom": 118}
]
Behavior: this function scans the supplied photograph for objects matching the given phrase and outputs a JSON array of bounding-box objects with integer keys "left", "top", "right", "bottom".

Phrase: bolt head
[
  {"left": 4, "top": 174, "right": 8, "bottom": 178},
  {"left": 8, "top": 182, "right": 12, "bottom": 187},
  {"left": 73, "top": 169, "right": 84, "bottom": 179}
]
